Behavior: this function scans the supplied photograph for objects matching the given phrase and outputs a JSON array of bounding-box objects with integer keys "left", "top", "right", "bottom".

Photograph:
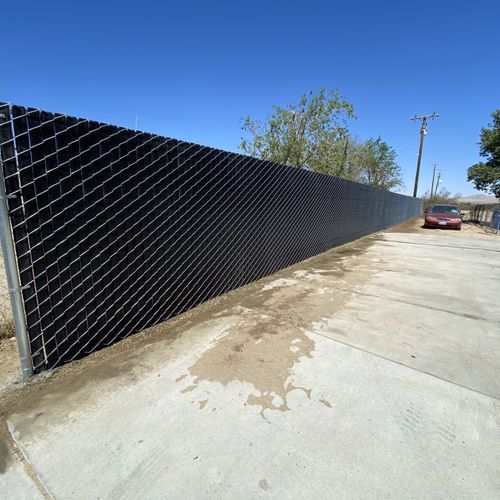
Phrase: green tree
[
  {"left": 422, "top": 187, "right": 459, "bottom": 210},
  {"left": 240, "top": 89, "right": 356, "bottom": 176},
  {"left": 312, "top": 132, "right": 365, "bottom": 180},
  {"left": 467, "top": 110, "right": 500, "bottom": 197},
  {"left": 240, "top": 89, "right": 404, "bottom": 191},
  {"left": 355, "top": 137, "right": 404, "bottom": 190}
]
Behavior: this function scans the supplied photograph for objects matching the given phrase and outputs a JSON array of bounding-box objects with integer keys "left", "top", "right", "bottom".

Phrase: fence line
[
  {"left": 0, "top": 103, "right": 422, "bottom": 376},
  {"left": 468, "top": 204, "right": 500, "bottom": 228}
]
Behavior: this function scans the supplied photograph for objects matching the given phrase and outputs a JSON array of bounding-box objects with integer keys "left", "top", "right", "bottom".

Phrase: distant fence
[
  {"left": 468, "top": 204, "right": 500, "bottom": 228},
  {"left": 0, "top": 103, "right": 422, "bottom": 375}
]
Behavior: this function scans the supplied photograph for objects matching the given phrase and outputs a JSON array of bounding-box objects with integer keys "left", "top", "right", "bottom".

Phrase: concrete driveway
[{"left": 1, "top": 219, "right": 499, "bottom": 499}]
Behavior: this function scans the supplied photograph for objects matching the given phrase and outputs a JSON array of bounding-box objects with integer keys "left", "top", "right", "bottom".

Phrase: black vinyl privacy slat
[{"left": 0, "top": 103, "right": 422, "bottom": 372}]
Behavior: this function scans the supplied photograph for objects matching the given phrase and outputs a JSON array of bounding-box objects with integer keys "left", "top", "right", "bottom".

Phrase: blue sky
[{"left": 3, "top": 0, "right": 499, "bottom": 196}]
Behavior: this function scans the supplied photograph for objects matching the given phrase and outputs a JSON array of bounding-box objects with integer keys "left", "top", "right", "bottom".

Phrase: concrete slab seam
[
  {"left": 337, "top": 288, "right": 500, "bottom": 324},
  {"left": 380, "top": 239, "right": 500, "bottom": 253},
  {"left": 308, "top": 329, "right": 500, "bottom": 402},
  {"left": 6, "top": 421, "right": 54, "bottom": 500}
]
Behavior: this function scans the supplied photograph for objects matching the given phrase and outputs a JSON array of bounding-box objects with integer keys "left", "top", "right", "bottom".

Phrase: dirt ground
[
  {"left": 385, "top": 216, "right": 498, "bottom": 238},
  {"left": 0, "top": 249, "right": 14, "bottom": 341}
]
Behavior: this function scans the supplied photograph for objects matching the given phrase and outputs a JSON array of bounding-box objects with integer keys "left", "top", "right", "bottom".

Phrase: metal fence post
[{"left": 0, "top": 163, "right": 33, "bottom": 379}]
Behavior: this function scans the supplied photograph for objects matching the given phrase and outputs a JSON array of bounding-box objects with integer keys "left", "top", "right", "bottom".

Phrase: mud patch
[
  {"left": 177, "top": 235, "right": 384, "bottom": 418},
  {"left": 184, "top": 308, "right": 315, "bottom": 417},
  {"left": 247, "top": 383, "right": 312, "bottom": 417}
]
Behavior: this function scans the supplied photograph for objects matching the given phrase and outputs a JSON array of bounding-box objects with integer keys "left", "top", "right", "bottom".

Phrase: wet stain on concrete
[
  {"left": 185, "top": 311, "right": 315, "bottom": 417},
  {"left": 198, "top": 400, "right": 208, "bottom": 410},
  {"left": 247, "top": 383, "right": 312, "bottom": 418},
  {"left": 181, "top": 236, "right": 379, "bottom": 417}
]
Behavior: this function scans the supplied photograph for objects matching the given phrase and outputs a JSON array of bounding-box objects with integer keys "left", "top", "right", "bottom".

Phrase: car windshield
[{"left": 430, "top": 205, "right": 460, "bottom": 214}]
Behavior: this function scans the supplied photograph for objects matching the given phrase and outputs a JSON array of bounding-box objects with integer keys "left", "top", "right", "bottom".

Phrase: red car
[{"left": 424, "top": 204, "right": 462, "bottom": 230}]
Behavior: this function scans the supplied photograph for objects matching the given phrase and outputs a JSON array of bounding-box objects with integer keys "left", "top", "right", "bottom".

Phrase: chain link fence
[
  {"left": 0, "top": 103, "right": 422, "bottom": 375},
  {"left": 468, "top": 203, "right": 500, "bottom": 228}
]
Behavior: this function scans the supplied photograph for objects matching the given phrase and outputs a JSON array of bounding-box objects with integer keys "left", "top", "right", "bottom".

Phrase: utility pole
[
  {"left": 430, "top": 163, "right": 437, "bottom": 199},
  {"left": 411, "top": 112, "right": 439, "bottom": 197},
  {"left": 435, "top": 170, "right": 441, "bottom": 196}
]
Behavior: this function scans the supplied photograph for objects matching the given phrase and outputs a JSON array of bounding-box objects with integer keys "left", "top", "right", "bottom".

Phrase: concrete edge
[{"left": 6, "top": 420, "right": 54, "bottom": 499}]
